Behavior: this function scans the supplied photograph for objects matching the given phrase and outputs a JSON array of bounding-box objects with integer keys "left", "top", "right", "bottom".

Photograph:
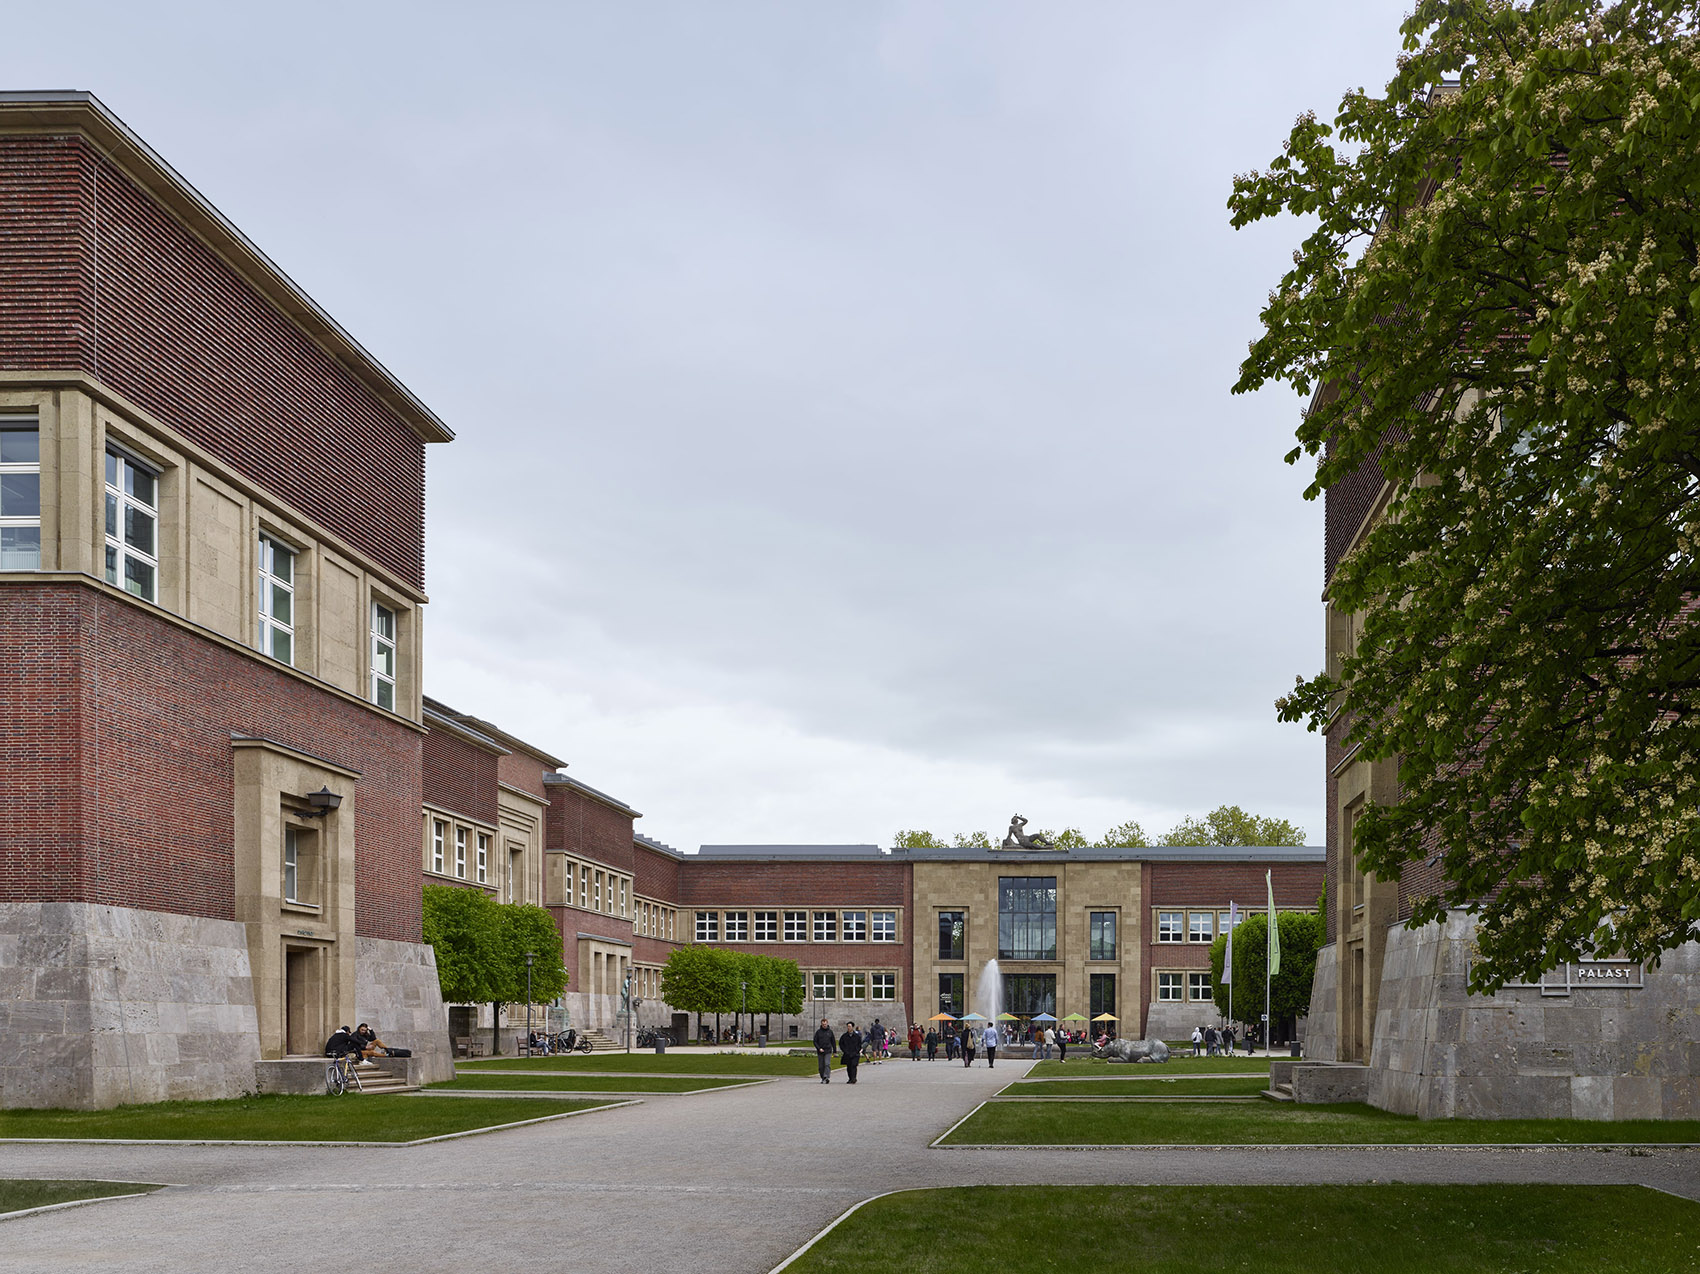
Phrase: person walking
[
  {"left": 813, "top": 1017, "right": 837, "bottom": 1084},
  {"left": 983, "top": 1021, "right": 1000, "bottom": 1068},
  {"left": 839, "top": 1020, "right": 863, "bottom": 1085},
  {"left": 962, "top": 1026, "right": 978, "bottom": 1068},
  {"left": 908, "top": 1024, "right": 924, "bottom": 1061},
  {"left": 1056, "top": 1027, "right": 1068, "bottom": 1063},
  {"left": 925, "top": 1027, "right": 939, "bottom": 1060},
  {"left": 1191, "top": 1025, "right": 1203, "bottom": 1057}
]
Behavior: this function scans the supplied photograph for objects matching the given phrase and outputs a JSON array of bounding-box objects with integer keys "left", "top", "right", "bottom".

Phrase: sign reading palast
[{"left": 1485, "top": 958, "right": 1645, "bottom": 997}]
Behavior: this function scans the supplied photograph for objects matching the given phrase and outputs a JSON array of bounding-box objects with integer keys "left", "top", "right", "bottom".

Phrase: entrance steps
[
  {"left": 352, "top": 1061, "right": 417, "bottom": 1095},
  {"left": 581, "top": 1029, "right": 620, "bottom": 1051},
  {"left": 1263, "top": 1058, "right": 1370, "bottom": 1104}
]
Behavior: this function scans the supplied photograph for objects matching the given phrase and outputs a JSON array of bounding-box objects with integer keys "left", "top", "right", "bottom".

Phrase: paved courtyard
[{"left": 4, "top": 1057, "right": 1699, "bottom": 1272}]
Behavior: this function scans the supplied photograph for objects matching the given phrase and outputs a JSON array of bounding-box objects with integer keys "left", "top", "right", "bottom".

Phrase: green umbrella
[
  {"left": 1060, "top": 1013, "right": 1088, "bottom": 1021},
  {"left": 997, "top": 1013, "right": 1020, "bottom": 1021}
]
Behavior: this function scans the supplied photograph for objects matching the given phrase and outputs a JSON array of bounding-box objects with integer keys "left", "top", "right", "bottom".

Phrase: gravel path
[{"left": 3, "top": 1056, "right": 1698, "bottom": 1273}]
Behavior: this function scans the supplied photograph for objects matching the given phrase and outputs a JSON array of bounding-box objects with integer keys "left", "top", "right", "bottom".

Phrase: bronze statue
[{"left": 1001, "top": 815, "right": 1055, "bottom": 850}]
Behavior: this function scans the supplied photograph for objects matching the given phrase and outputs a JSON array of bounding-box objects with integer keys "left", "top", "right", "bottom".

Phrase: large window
[
  {"left": 812, "top": 912, "right": 837, "bottom": 942},
  {"left": 998, "top": 877, "right": 1056, "bottom": 961},
  {"left": 938, "top": 910, "right": 965, "bottom": 961},
  {"left": 431, "top": 820, "right": 445, "bottom": 874},
  {"left": 783, "top": 911, "right": 808, "bottom": 942},
  {"left": 579, "top": 865, "right": 590, "bottom": 908},
  {"left": 1157, "top": 972, "right": 1183, "bottom": 1001},
  {"left": 1188, "top": 971, "right": 1213, "bottom": 1002},
  {"left": 257, "top": 534, "right": 295, "bottom": 664},
  {"left": 1157, "top": 911, "right": 1184, "bottom": 943},
  {"left": 1003, "top": 973, "right": 1056, "bottom": 1017},
  {"left": 871, "top": 973, "right": 895, "bottom": 1001},
  {"left": 105, "top": 448, "right": 158, "bottom": 602},
  {"left": 1189, "top": 911, "right": 1215, "bottom": 944},
  {"left": 841, "top": 972, "right": 866, "bottom": 1000},
  {"left": 811, "top": 971, "right": 836, "bottom": 1000},
  {"left": 696, "top": 912, "right": 718, "bottom": 942},
  {"left": 871, "top": 910, "right": 897, "bottom": 942},
  {"left": 454, "top": 828, "right": 467, "bottom": 879},
  {"left": 371, "top": 601, "right": 397, "bottom": 709},
  {"left": 841, "top": 911, "right": 867, "bottom": 942},
  {"left": 0, "top": 423, "right": 40, "bottom": 570},
  {"left": 1090, "top": 972, "right": 1116, "bottom": 1021},
  {"left": 724, "top": 912, "right": 749, "bottom": 942},
  {"left": 283, "top": 828, "right": 300, "bottom": 903},
  {"left": 754, "top": 911, "right": 778, "bottom": 941},
  {"left": 938, "top": 973, "right": 964, "bottom": 1016},
  {"left": 476, "top": 833, "right": 490, "bottom": 885},
  {"left": 1089, "top": 911, "right": 1117, "bottom": 960}
]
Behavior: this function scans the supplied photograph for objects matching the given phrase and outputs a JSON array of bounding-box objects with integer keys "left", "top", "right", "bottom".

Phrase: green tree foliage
[
  {"left": 1032, "top": 827, "right": 1091, "bottom": 848},
  {"left": 1096, "top": 820, "right": 1151, "bottom": 848},
  {"left": 422, "top": 888, "right": 566, "bottom": 1054},
  {"left": 1234, "top": 0, "right": 1700, "bottom": 986},
  {"left": 496, "top": 904, "right": 567, "bottom": 1005},
  {"left": 951, "top": 830, "right": 993, "bottom": 848},
  {"left": 660, "top": 946, "right": 799, "bottom": 1019},
  {"left": 1208, "top": 912, "right": 1326, "bottom": 1024},
  {"left": 1160, "top": 805, "right": 1306, "bottom": 847},
  {"left": 892, "top": 829, "right": 947, "bottom": 849}
]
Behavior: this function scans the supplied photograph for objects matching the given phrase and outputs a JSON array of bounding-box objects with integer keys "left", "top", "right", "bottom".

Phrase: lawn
[
  {"left": 782, "top": 1185, "right": 1700, "bottom": 1274},
  {"left": 1001, "top": 1077, "right": 1269, "bottom": 1097},
  {"left": 456, "top": 1052, "right": 816, "bottom": 1076},
  {"left": 430, "top": 1074, "right": 756, "bottom": 1093},
  {"left": 1025, "top": 1056, "right": 1268, "bottom": 1078},
  {"left": 0, "top": 1180, "right": 162, "bottom": 1214},
  {"left": 0, "top": 1094, "right": 613, "bottom": 1142},
  {"left": 942, "top": 1099, "right": 1700, "bottom": 1145}
]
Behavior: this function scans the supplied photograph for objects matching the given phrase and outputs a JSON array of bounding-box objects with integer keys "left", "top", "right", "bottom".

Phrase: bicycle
[{"left": 325, "top": 1051, "right": 363, "bottom": 1095}]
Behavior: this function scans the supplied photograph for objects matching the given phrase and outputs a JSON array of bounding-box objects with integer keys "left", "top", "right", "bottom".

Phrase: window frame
[
  {"left": 841, "top": 971, "right": 866, "bottom": 1001},
  {"left": 753, "top": 911, "right": 778, "bottom": 942},
  {"left": 454, "top": 827, "right": 467, "bottom": 879},
  {"left": 1089, "top": 910, "right": 1117, "bottom": 961},
  {"left": 476, "top": 832, "right": 489, "bottom": 885},
  {"left": 871, "top": 910, "right": 897, "bottom": 943},
  {"left": 811, "top": 971, "right": 836, "bottom": 1000},
  {"left": 938, "top": 910, "right": 966, "bottom": 961},
  {"left": 997, "top": 876, "right": 1057, "bottom": 961},
  {"left": 695, "top": 912, "right": 719, "bottom": 943},
  {"left": 871, "top": 972, "right": 896, "bottom": 1001},
  {"left": 1156, "top": 971, "right": 1184, "bottom": 1002},
  {"left": 283, "top": 827, "right": 300, "bottom": 903},
  {"left": 0, "top": 420, "right": 41, "bottom": 571},
  {"left": 431, "top": 820, "right": 446, "bottom": 874},
  {"left": 723, "top": 911, "right": 749, "bottom": 942},
  {"left": 256, "top": 532, "right": 296, "bottom": 666},
  {"left": 1156, "top": 911, "right": 1184, "bottom": 943},
  {"left": 1188, "top": 911, "right": 1216, "bottom": 944},
  {"left": 1188, "top": 971, "right": 1214, "bottom": 1002},
  {"left": 783, "top": 912, "right": 808, "bottom": 942},
  {"left": 370, "top": 599, "right": 398, "bottom": 710},
  {"left": 812, "top": 911, "right": 837, "bottom": 943},
  {"left": 105, "top": 446, "right": 159, "bottom": 603},
  {"left": 841, "top": 910, "right": 867, "bottom": 943}
]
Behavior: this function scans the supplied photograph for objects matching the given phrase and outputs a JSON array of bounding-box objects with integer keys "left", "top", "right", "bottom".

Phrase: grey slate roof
[
  {"left": 689, "top": 843, "right": 1322, "bottom": 863},
  {"left": 694, "top": 844, "right": 886, "bottom": 861}
]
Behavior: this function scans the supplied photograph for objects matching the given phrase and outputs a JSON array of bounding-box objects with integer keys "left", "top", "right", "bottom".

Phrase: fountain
[{"left": 975, "top": 959, "right": 1004, "bottom": 1024}]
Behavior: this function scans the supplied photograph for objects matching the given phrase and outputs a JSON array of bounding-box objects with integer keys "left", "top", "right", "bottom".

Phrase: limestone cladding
[
  {"left": 1366, "top": 913, "right": 1700, "bottom": 1120},
  {"left": 1304, "top": 942, "right": 1341, "bottom": 1062},
  {"left": 0, "top": 582, "right": 426, "bottom": 944},
  {"left": 354, "top": 934, "right": 454, "bottom": 1083},
  {"left": 0, "top": 902, "right": 261, "bottom": 1109}
]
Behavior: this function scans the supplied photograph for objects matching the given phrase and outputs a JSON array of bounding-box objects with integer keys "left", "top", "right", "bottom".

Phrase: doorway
[{"left": 284, "top": 947, "right": 319, "bottom": 1056}]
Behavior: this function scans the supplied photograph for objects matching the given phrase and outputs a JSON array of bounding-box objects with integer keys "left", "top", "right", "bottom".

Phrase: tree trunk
[{"left": 490, "top": 1003, "right": 502, "bottom": 1055}]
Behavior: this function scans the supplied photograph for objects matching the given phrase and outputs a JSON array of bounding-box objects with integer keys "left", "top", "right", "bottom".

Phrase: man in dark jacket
[
  {"left": 324, "top": 1025, "right": 355, "bottom": 1058},
  {"left": 839, "top": 1021, "right": 864, "bottom": 1085},
  {"left": 813, "top": 1017, "right": 837, "bottom": 1084},
  {"left": 925, "top": 1027, "right": 939, "bottom": 1060}
]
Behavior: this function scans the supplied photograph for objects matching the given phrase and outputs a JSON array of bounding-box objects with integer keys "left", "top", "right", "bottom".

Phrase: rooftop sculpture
[{"left": 1001, "top": 814, "right": 1055, "bottom": 850}]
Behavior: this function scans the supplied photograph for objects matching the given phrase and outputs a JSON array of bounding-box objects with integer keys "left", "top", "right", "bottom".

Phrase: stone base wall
[
  {"left": 0, "top": 902, "right": 261, "bottom": 1109},
  {"left": 1367, "top": 913, "right": 1700, "bottom": 1120},
  {"left": 1304, "top": 942, "right": 1340, "bottom": 1062},
  {"left": 354, "top": 935, "right": 454, "bottom": 1085},
  {"left": 1144, "top": 1001, "right": 1222, "bottom": 1042}
]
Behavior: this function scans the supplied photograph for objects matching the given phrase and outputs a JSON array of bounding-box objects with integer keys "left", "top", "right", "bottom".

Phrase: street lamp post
[
  {"left": 524, "top": 951, "right": 536, "bottom": 1054},
  {"left": 740, "top": 979, "right": 748, "bottom": 1043}
]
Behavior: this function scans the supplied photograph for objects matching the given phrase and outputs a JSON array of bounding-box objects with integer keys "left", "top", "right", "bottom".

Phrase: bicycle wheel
[
  {"left": 577, "top": 1038, "right": 593, "bottom": 1053},
  {"left": 325, "top": 1061, "right": 346, "bottom": 1095}
]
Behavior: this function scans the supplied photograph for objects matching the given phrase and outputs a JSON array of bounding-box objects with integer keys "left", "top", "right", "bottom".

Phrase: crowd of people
[{"left": 1189, "top": 1023, "right": 1250, "bottom": 1055}]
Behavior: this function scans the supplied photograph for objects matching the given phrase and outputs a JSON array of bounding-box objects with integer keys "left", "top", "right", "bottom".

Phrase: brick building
[{"left": 0, "top": 91, "right": 455, "bottom": 1106}]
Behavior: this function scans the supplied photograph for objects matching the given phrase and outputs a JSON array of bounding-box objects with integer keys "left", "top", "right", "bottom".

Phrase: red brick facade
[
  {"left": 421, "top": 725, "right": 500, "bottom": 826},
  {"left": 546, "top": 782, "right": 636, "bottom": 872},
  {"left": 0, "top": 581, "right": 425, "bottom": 942},
  {"left": 0, "top": 133, "right": 429, "bottom": 589}
]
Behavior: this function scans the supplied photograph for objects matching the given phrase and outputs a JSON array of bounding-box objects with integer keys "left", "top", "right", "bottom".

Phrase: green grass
[
  {"left": 1026, "top": 1055, "right": 1267, "bottom": 1077},
  {"left": 0, "top": 1180, "right": 162, "bottom": 1214},
  {"left": 456, "top": 1052, "right": 817, "bottom": 1076},
  {"left": 0, "top": 1094, "right": 612, "bottom": 1142},
  {"left": 429, "top": 1074, "right": 755, "bottom": 1093},
  {"left": 1002, "top": 1076, "right": 1269, "bottom": 1097},
  {"left": 782, "top": 1185, "right": 1700, "bottom": 1274},
  {"left": 942, "top": 1098, "right": 1700, "bottom": 1145}
]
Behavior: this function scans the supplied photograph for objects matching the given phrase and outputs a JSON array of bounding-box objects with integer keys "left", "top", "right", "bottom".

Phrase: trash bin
[
  {"left": 758, "top": 1031, "right": 768, "bottom": 1049},
  {"left": 655, "top": 1034, "right": 667, "bottom": 1054},
  {"left": 1289, "top": 1041, "right": 1301, "bottom": 1058}
]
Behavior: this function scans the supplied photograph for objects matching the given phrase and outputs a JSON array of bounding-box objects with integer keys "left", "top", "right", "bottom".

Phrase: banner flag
[
  {"left": 1266, "top": 870, "right": 1281, "bottom": 979},
  {"left": 1224, "top": 901, "right": 1238, "bottom": 979}
]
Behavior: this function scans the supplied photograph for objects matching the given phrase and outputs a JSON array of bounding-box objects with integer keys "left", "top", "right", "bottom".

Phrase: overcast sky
[{"left": 16, "top": 2, "right": 1412, "bottom": 850}]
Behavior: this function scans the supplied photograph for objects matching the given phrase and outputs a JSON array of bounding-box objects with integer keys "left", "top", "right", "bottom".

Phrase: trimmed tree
[{"left": 1207, "top": 912, "right": 1326, "bottom": 1035}]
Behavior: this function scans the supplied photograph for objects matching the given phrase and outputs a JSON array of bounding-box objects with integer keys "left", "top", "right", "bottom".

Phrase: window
[
  {"left": 871, "top": 911, "right": 897, "bottom": 942},
  {"left": 1188, "top": 971, "right": 1213, "bottom": 1002},
  {"left": 105, "top": 448, "right": 158, "bottom": 602},
  {"left": 812, "top": 911, "right": 837, "bottom": 942},
  {"left": 256, "top": 534, "right": 295, "bottom": 664},
  {"left": 811, "top": 971, "right": 836, "bottom": 1000},
  {"left": 431, "top": 820, "right": 445, "bottom": 874},
  {"left": 0, "top": 423, "right": 40, "bottom": 570},
  {"left": 476, "top": 833, "right": 489, "bottom": 885},
  {"left": 753, "top": 911, "right": 778, "bottom": 941},
  {"left": 1157, "top": 911, "right": 1184, "bottom": 943},
  {"left": 841, "top": 911, "right": 867, "bottom": 942},
  {"left": 667, "top": 909, "right": 675, "bottom": 940},
  {"left": 454, "top": 828, "right": 467, "bottom": 879},
  {"left": 998, "top": 877, "right": 1057, "bottom": 961},
  {"left": 1090, "top": 972, "right": 1116, "bottom": 1020},
  {"left": 871, "top": 973, "right": 896, "bottom": 1001},
  {"left": 619, "top": 878, "right": 628, "bottom": 917},
  {"left": 938, "top": 973, "right": 964, "bottom": 1016},
  {"left": 938, "top": 910, "right": 965, "bottom": 961},
  {"left": 283, "top": 828, "right": 300, "bottom": 903},
  {"left": 724, "top": 912, "right": 749, "bottom": 942},
  {"left": 841, "top": 972, "right": 866, "bottom": 1001},
  {"left": 594, "top": 871, "right": 603, "bottom": 911},
  {"left": 370, "top": 601, "right": 397, "bottom": 710},
  {"left": 1189, "top": 911, "right": 1215, "bottom": 944},
  {"left": 784, "top": 912, "right": 807, "bottom": 942},
  {"left": 1157, "top": 972, "right": 1183, "bottom": 1001},
  {"left": 696, "top": 912, "right": 718, "bottom": 942},
  {"left": 508, "top": 848, "right": 522, "bottom": 903},
  {"left": 1089, "top": 911, "right": 1117, "bottom": 960},
  {"left": 579, "top": 864, "right": 589, "bottom": 908},
  {"left": 1004, "top": 973, "right": 1056, "bottom": 1017}
]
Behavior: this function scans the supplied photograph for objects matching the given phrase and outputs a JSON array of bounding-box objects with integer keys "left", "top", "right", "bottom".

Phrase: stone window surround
[
  {"left": 632, "top": 894, "right": 676, "bottom": 941},
  {"left": 1089, "top": 908, "right": 1119, "bottom": 961},
  {"left": 1187, "top": 970, "right": 1214, "bottom": 1002},
  {"left": 1155, "top": 970, "right": 1185, "bottom": 1002},
  {"left": 0, "top": 383, "right": 424, "bottom": 725},
  {"left": 0, "top": 413, "right": 41, "bottom": 570},
  {"left": 805, "top": 969, "right": 900, "bottom": 1001},
  {"left": 422, "top": 804, "right": 500, "bottom": 893},
  {"left": 557, "top": 852, "right": 631, "bottom": 918},
  {"left": 691, "top": 905, "right": 903, "bottom": 942}
]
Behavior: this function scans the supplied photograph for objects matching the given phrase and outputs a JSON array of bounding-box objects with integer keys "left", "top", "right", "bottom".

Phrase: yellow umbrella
[{"left": 1092, "top": 1013, "right": 1119, "bottom": 1021}]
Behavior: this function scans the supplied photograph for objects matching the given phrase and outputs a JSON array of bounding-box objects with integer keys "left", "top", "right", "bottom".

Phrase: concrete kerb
[
  {"left": 0, "top": 1190, "right": 163, "bottom": 1225},
  {"left": 768, "top": 1187, "right": 925, "bottom": 1274},
  {"left": 989, "top": 1095, "right": 1260, "bottom": 1102},
  {"left": 0, "top": 1100, "right": 641, "bottom": 1148},
  {"left": 419, "top": 1081, "right": 768, "bottom": 1098},
  {"left": 932, "top": 1141, "right": 1700, "bottom": 1152}
]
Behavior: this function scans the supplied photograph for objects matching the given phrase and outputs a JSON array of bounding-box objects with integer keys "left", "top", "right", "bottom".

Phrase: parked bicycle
[{"left": 325, "top": 1051, "right": 363, "bottom": 1095}]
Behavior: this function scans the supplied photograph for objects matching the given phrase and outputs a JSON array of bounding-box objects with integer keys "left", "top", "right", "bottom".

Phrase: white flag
[{"left": 1224, "top": 901, "right": 1238, "bottom": 979}]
